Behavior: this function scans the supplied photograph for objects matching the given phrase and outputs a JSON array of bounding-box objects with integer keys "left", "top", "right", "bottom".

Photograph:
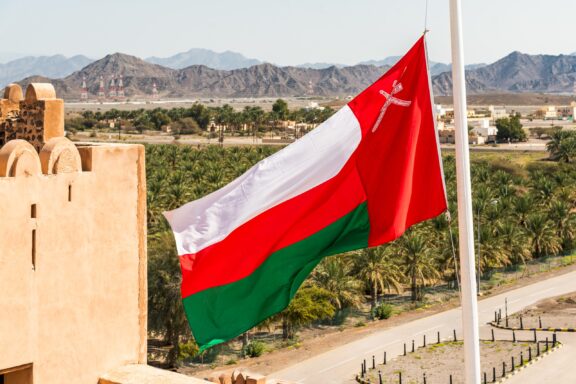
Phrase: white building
[
  {"left": 489, "top": 105, "right": 508, "bottom": 120},
  {"left": 544, "top": 106, "right": 558, "bottom": 120},
  {"left": 470, "top": 118, "right": 498, "bottom": 142}
]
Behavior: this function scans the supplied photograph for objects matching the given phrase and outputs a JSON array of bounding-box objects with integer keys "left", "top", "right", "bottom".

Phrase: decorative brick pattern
[{"left": 0, "top": 83, "right": 64, "bottom": 152}]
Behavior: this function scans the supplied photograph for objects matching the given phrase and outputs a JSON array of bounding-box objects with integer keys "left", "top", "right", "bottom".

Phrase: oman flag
[{"left": 164, "top": 36, "right": 447, "bottom": 351}]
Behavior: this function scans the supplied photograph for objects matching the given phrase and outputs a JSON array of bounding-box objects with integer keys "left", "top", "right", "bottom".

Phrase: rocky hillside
[
  {"left": 433, "top": 52, "right": 576, "bottom": 95},
  {"left": 22, "top": 53, "right": 388, "bottom": 99}
]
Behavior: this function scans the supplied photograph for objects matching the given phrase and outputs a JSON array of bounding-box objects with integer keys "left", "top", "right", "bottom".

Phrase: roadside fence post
[
  {"left": 502, "top": 362, "right": 506, "bottom": 377},
  {"left": 492, "top": 367, "right": 496, "bottom": 382},
  {"left": 437, "top": 331, "right": 440, "bottom": 344},
  {"left": 379, "top": 370, "right": 383, "bottom": 384},
  {"left": 412, "top": 339, "right": 415, "bottom": 353},
  {"left": 520, "top": 315, "right": 523, "bottom": 329},
  {"left": 384, "top": 351, "right": 387, "bottom": 365},
  {"left": 511, "top": 356, "right": 515, "bottom": 371},
  {"left": 537, "top": 341, "right": 540, "bottom": 356},
  {"left": 372, "top": 355, "right": 375, "bottom": 369},
  {"left": 449, "top": 374, "right": 453, "bottom": 384},
  {"left": 520, "top": 351, "right": 524, "bottom": 366},
  {"left": 528, "top": 346, "right": 532, "bottom": 361},
  {"left": 512, "top": 330, "right": 516, "bottom": 343},
  {"left": 483, "top": 372, "right": 487, "bottom": 384},
  {"left": 553, "top": 333, "right": 557, "bottom": 347},
  {"left": 404, "top": 343, "right": 407, "bottom": 356},
  {"left": 399, "top": 371, "right": 402, "bottom": 384},
  {"left": 491, "top": 328, "right": 495, "bottom": 342},
  {"left": 453, "top": 329, "right": 457, "bottom": 342},
  {"left": 423, "top": 334, "right": 426, "bottom": 348},
  {"left": 423, "top": 372, "right": 427, "bottom": 384},
  {"left": 538, "top": 316, "right": 542, "bottom": 328},
  {"left": 545, "top": 337, "right": 549, "bottom": 351},
  {"left": 533, "top": 329, "right": 537, "bottom": 342}
]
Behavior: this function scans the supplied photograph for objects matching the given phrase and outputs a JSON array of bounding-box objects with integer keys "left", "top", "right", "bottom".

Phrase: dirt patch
[
  {"left": 504, "top": 292, "right": 576, "bottom": 329},
  {"left": 362, "top": 340, "right": 548, "bottom": 384}
]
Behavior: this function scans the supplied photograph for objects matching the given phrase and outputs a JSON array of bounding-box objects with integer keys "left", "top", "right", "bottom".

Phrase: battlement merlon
[{"left": 0, "top": 83, "right": 64, "bottom": 151}]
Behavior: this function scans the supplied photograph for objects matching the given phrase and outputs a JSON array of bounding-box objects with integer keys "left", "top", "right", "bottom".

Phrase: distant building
[
  {"left": 469, "top": 118, "right": 498, "bottom": 142},
  {"left": 435, "top": 104, "right": 454, "bottom": 120},
  {"left": 544, "top": 106, "right": 558, "bottom": 120},
  {"left": 305, "top": 101, "right": 325, "bottom": 111},
  {"left": 489, "top": 105, "right": 508, "bottom": 120}
]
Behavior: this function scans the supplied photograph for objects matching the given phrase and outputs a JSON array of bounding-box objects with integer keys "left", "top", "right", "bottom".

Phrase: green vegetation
[
  {"left": 146, "top": 138, "right": 576, "bottom": 367},
  {"left": 243, "top": 341, "right": 266, "bottom": 358},
  {"left": 372, "top": 303, "right": 394, "bottom": 320},
  {"left": 495, "top": 114, "right": 527, "bottom": 142},
  {"left": 65, "top": 98, "right": 335, "bottom": 139},
  {"left": 546, "top": 130, "right": 576, "bottom": 163}
]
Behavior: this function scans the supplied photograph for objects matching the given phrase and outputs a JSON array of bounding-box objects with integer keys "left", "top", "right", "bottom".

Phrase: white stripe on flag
[{"left": 164, "top": 105, "right": 362, "bottom": 255}]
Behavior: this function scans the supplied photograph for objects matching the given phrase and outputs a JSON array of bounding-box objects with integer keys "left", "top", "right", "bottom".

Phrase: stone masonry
[{"left": 0, "top": 83, "right": 64, "bottom": 151}]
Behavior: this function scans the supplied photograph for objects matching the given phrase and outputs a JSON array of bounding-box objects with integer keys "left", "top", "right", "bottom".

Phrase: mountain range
[
  {"left": 6, "top": 49, "right": 576, "bottom": 99},
  {"left": 433, "top": 52, "right": 576, "bottom": 95},
  {"left": 146, "top": 48, "right": 262, "bottom": 70},
  {"left": 20, "top": 53, "right": 388, "bottom": 99},
  {"left": 0, "top": 55, "right": 93, "bottom": 88}
]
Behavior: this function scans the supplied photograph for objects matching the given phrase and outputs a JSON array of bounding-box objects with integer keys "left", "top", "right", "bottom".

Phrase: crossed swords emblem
[{"left": 371, "top": 79, "right": 412, "bottom": 133}]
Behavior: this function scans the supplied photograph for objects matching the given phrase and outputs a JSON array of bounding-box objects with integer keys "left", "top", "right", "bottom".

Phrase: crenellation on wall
[
  {"left": 0, "top": 83, "right": 64, "bottom": 152},
  {"left": 0, "top": 84, "right": 23, "bottom": 148}
]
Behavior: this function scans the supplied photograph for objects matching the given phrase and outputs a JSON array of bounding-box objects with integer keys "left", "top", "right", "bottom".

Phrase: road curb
[
  {"left": 496, "top": 342, "right": 563, "bottom": 383},
  {"left": 490, "top": 322, "right": 576, "bottom": 332}
]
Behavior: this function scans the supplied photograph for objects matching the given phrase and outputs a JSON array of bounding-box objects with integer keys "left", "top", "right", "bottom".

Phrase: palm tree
[
  {"left": 148, "top": 231, "right": 192, "bottom": 367},
  {"left": 547, "top": 200, "right": 576, "bottom": 251},
  {"left": 525, "top": 213, "right": 562, "bottom": 258},
  {"left": 546, "top": 130, "right": 576, "bottom": 163},
  {"left": 497, "top": 221, "right": 531, "bottom": 267},
  {"left": 513, "top": 194, "right": 534, "bottom": 227},
  {"left": 353, "top": 246, "right": 404, "bottom": 310},
  {"left": 312, "top": 255, "right": 362, "bottom": 310},
  {"left": 476, "top": 225, "right": 509, "bottom": 276},
  {"left": 397, "top": 231, "right": 440, "bottom": 302}
]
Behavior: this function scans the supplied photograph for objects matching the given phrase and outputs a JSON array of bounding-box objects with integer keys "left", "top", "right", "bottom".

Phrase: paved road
[
  {"left": 505, "top": 332, "right": 576, "bottom": 384},
  {"left": 271, "top": 270, "right": 576, "bottom": 383}
]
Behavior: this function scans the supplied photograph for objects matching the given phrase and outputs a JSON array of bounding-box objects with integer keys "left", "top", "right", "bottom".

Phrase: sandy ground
[
  {"left": 364, "top": 340, "right": 541, "bottom": 384},
  {"left": 506, "top": 293, "right": 576, "bottom": 329}
]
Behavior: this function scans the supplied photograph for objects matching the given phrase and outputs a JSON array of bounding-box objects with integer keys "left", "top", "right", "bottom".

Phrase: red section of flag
[
  {"left": 348, "top": 37, "right": 447, "bottom": 246},
  {"left": 179, "top": 157, "right": 367, "bottom": 298}
]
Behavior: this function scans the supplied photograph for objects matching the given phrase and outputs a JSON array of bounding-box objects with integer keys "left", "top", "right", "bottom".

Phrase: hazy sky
[{"left": 1, "top": 0, "right": 574, "bottom": 65}]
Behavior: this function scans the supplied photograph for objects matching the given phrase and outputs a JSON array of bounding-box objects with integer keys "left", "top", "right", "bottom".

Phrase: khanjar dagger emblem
[{"left": 372, "top": 79, "right": 412, "bottom": 132}]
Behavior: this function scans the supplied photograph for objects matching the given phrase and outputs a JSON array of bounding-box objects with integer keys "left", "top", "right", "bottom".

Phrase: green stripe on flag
[{"left": 183, "top": 202, "right": 371, "bottom": 351}]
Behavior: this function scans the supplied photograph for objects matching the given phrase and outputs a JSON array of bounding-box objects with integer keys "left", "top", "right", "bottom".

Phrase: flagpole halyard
[{"left": 449, "top": 0, "right": 482, "bottom": 383}]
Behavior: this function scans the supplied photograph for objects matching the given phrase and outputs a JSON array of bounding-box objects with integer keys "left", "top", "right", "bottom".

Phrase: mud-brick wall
[{"left": 11, "top": 100, "right": 50, "bottom": 152}]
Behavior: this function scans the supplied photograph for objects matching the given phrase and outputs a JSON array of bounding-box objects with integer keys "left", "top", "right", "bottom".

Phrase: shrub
[
  {"left": 178, "top": 340, "right": 199, "bottom": 361},
  {"left": 372, "top": 303, "right": 394, "bottom": 320},
  {"left": 244, "top": 341, "right": 265, "bottom": 358}
]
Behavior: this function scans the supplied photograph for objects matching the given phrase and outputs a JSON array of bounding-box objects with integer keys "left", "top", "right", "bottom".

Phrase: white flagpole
[{"left": 449, "top": 1, "right": 481, "bottom": 383}]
